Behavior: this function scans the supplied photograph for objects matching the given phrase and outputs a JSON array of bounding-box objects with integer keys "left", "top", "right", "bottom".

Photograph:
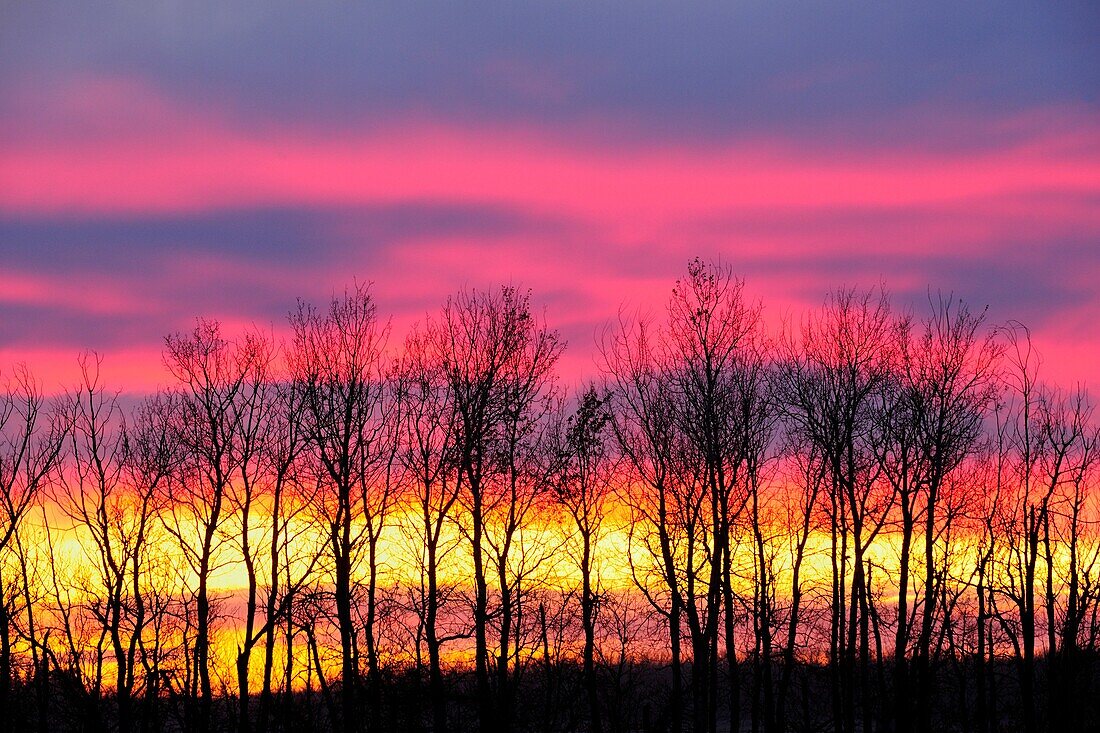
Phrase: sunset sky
[{"left": 2, "top": 1, "right": 1098, "bottom": 392}]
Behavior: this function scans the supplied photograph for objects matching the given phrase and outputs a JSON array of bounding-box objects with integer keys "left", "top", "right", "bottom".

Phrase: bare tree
[
  {"left": 548, "top": 385, "right": 616, "bottom": 733},
  {"left": 255, "top": 376, "right": 320, "bottom": 733},
  {"left": 776, "top": 288, "right": 895, "bottom": 733},
  {"left": 989, "top": 322, "right": 1058, "bottom": 733},
  {"left": 161, "top": 320, "right": 273, "bottom": 733},
  {"left": 289, "top": 284, "right": 394, "bottom": 733},
  {"left": 394, "top": 322, "right": 464, "bottom": 733},
  {"left": 602, "top": 309, "right": 685, "bottom": 733},
  {"left": 0, "top": 365, "right": 65, "bottom": 731},
  {"left": 906, "top": 298, "right": 999, "bottom": 733},
  {"left": 663, "top": 261, "right": 765, "bottom": 733},
  {"left": 424, "top": 285, "right": 563, "bottom": 733},
  {"left": 226, "top": 339, "right": 324, "bottom": 733},
  {"left": 992, "top": 333, "right": 1100, "bottom": 733},
  {"left": 126, "top": 391, "right": 184, "bottom": 733},
  {"left": 774, "top": 436, "right": 826, "bottom": 732},
  {"left": 484, "top": 344, "right": 561, "bottom": 733},
  {"left": 1046, "top": 392, "right": 1100, "bottom": 731},
  {"left": 874, "top": 296, "right": 1000, "bottom": 732},
  {"left": 604, "top": 260, "right": 768, "bottom": 733},
  {"left": 52, "top": 355, "right": 181, "bottom": 733}
]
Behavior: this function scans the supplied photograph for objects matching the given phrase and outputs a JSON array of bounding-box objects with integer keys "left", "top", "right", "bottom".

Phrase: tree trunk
[
  {"left": 335, "top": 515, "right": 358, "bottom": 733},
  {"left": 582, "top": 533, "right": 602, "bottom": 733}
]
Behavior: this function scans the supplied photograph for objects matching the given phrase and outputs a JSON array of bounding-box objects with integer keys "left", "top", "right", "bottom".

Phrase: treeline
[{"left": 0, "top": 260, "right": 1098, "bottom": 733}]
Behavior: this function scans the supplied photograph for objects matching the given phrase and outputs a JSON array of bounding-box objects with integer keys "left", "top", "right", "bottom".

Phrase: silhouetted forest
[{"left": 1, "top": 260, "right": 1098, "bottom": 733}]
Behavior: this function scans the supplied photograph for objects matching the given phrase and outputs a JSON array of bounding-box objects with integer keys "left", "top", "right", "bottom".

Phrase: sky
[{"left": 1, "top": 1, "right": 1098, "bottom": 393}]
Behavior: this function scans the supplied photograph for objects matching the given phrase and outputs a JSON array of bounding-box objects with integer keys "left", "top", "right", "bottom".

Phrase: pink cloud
[
  {"left": 2, "top": 77, "right": 1099, "bottom": 394},
  {"left": 2, "top": 76, "right": 1097, "bottom": 226},
  {"left": 7, "top": 128, "right": 1096, "bottom": 221},
  {"left": 0, "top": 270, "right": 146, "bottom": 316}
]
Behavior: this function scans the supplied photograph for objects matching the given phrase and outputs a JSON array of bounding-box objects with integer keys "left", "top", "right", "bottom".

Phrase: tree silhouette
[
  {"left": 289, "top": 284, "right": 393, "bottom": 733},
  {"left": 1, "top": 264, "right": 1099, "bottom": 733}
]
